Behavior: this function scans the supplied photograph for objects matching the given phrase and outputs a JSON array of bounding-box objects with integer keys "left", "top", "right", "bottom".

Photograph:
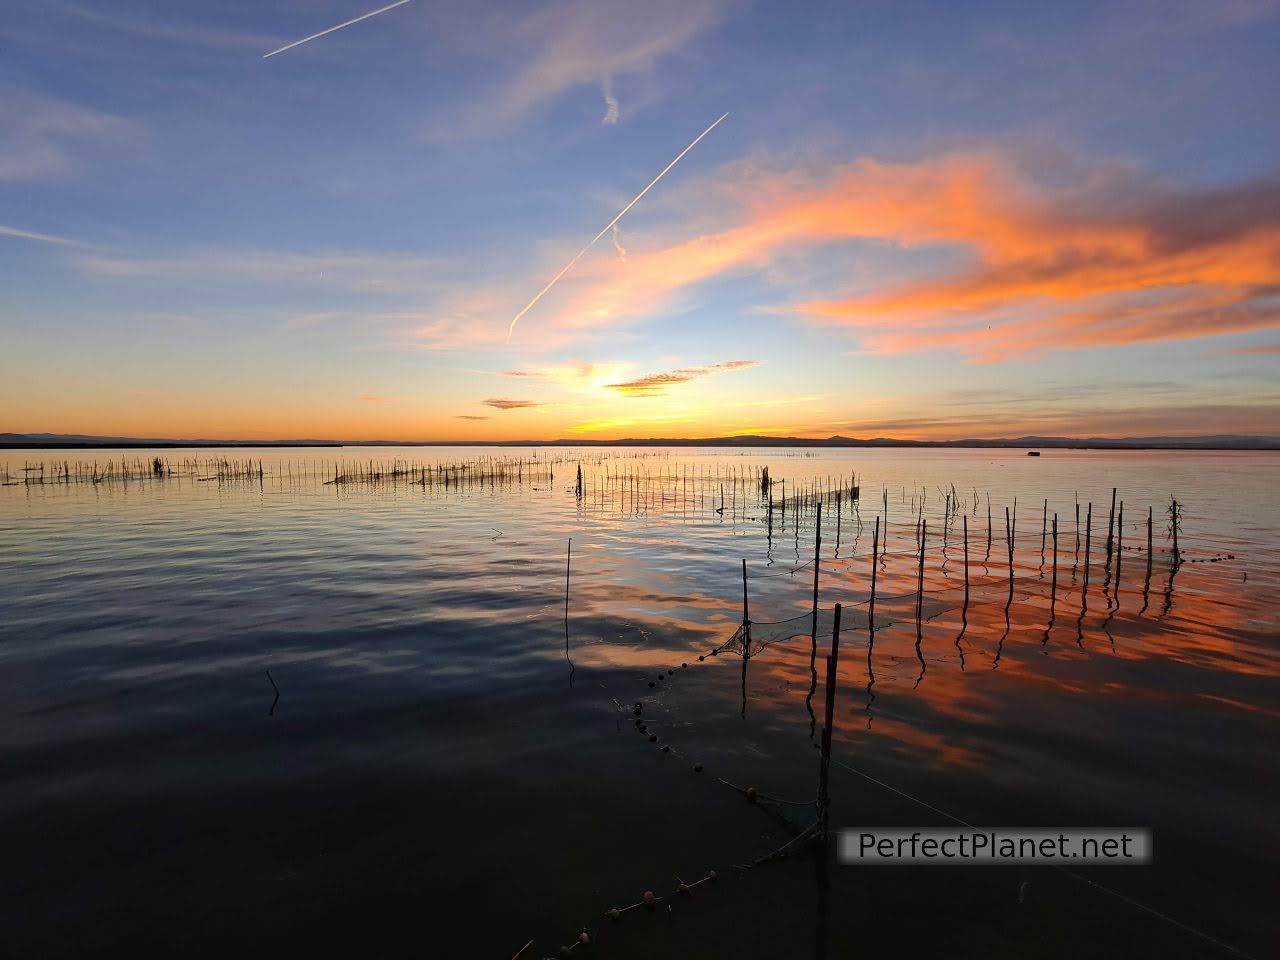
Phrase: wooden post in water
[
  {"left": 1051, "top": 513, "right": 1058, "bottom": 604},
  {"left": 869, "top": 516, "right": 880, "bottom": 631},
  {"left": 986, "top": 496, "right": 993, "bottom": 563},
  {"left": 962, "top": 514, "right": 970, "bottom": 610},
  {"left": 1005, "top": 506, "right": 1014, "bottom": 601},
  {"left": 1105, "top": 487, "right": 1117, "bottom": 567},
  {"left": 1115, "top": 501, "right": 1124, "bottom": 585},
  {"left": 817, "top": 603, "right": 843, "bottom": 838},
  {"left": 810, "top": 502, "right": 823, "bottom": 649},
  {"left": 1152, "top": 506, "right": 1162, "bottom": 576},
  {"left": 1083, "top": 503, "right": 1093, "bottom": 588},
  {"left": 1041, "top": 499, "right": 1048, "bottom": 560},
  {"left": 916, "top": 520, "right": 927, "bottom": 622}
]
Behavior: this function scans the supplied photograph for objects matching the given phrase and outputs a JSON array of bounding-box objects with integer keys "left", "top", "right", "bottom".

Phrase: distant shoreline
[{"left": 4, "top": 436, "right": 1278, "bottom": 452}]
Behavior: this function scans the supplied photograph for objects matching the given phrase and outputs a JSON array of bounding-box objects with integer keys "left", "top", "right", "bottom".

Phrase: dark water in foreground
[{"left": 2, "top": 446, "right": 1277, "bottom": 959}]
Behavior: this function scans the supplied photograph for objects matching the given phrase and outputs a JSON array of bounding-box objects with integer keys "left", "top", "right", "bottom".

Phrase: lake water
[{"left": 2, "top": 446, "right": 1276, "bottom": 959}]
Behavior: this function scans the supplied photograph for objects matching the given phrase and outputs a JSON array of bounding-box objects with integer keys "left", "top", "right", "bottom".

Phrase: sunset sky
[{"left": 3, "top": 0, "right": 1278, "bottom": 441}]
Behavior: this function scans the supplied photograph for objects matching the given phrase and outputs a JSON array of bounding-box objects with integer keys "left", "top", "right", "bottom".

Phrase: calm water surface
[{"left": 2, "top": 446, "right": 1277, "bottom": 958}]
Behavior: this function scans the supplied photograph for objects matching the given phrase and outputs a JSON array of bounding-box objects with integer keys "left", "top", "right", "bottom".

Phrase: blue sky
[{"left": 2, "top": 0, "right": 1278, "bottom": 439}]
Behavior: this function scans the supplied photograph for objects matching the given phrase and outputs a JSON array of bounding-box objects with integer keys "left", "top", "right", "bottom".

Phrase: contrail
[
  {"left": 263, "top": 0, "right": 412, "bottom": 59},
  {"left": 507, "top": 111, "right": 729, "bottom": 341}
]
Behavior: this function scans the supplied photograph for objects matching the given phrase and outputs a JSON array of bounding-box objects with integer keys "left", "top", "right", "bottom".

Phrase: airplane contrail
[
  {"left": 263, "top": 0, "right": 412, "bottom": 59},
  {"left": 506, "top": 111, "right": 729, "bottom": 341}
]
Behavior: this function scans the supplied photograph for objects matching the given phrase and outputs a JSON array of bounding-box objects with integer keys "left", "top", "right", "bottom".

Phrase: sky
[{"left": 2, "top": 0, "right": 1278, "bottom": 441}]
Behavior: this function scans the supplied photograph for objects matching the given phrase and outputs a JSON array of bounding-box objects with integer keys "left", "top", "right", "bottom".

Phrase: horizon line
[{"left": 4, "top": 431, "right": 1279, "bottom": 451}]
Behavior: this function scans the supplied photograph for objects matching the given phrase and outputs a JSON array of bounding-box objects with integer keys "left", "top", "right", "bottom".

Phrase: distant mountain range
[{"left": 3, "top": 432, "right": 1278, "bottom": 450}]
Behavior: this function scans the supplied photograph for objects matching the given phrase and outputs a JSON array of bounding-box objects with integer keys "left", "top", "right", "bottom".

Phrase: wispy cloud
[
  {"left": 427, "top": 0, "right": 731, "bottom": 139},
  {"left": 601, "top": 79, "right": 620, "bottom": 125},
  {"left": 81, "top": 249, "right": 448, "bottom": 295},
  {"left": 0, "top": 224, "right": 79, "bottom": 246},
  {"left": 605, "top": 359, "right": 760, "bottom": 396},
  {"left": 456, "top": 414, "right": 491, "bottom": 420},
  {"left": 483, "top": 398, "right": 541, "bottom": 410},
  {"left": 0, "top": 91, "right": 133, "bottom": 182},
  {"left": 55, "top": 3, "right": 274, "bottom": 53}
]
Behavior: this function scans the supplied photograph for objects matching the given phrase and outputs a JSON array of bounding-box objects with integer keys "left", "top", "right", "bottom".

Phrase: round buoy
[
  {"left": 681, "top": 662, "right": 688, "bottom": 668},
  {"left": 605, "top": 908, "right": 621, "bottom": 921},
  {"left": 678, "top": 882, "right": 690, "bottom": 895},
  {"left": 693, "top": 763, "right": 703, "bottom": 773},
  {"left": 643, "top": 890, "right": 656, "bottom": 908},
  {"left": 579, "top": 931, "right": 590, "bottom": 946},
  {"left": 698, "top": 655, "right": 705, "bottom": 662},
  {"left": 662, "top": 745, "right": 670, "bottom": 753},
  {"left": 745, "top": 787, "right": 758, "bottom": 803},
  {"left": 559, "top": 946, "right": 572, "bottom": 958},
  {"left": 647, "top": 681, "right": 655, "bottom": 688},
  {"left": 708, "top": 869, "right": 718, "bottom": 881},
  {"left": 710, "top": 650, "right": 717, "bottom": 657},
  {"left": 649, "top": 734, "right": 658, "bottom": 743}
]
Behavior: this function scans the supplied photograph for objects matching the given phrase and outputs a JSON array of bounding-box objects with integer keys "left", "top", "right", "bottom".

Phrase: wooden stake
[
  {"left": 817, "top": 603, "right": 843, "bottom": 837},
  {"left": 869, "top": 516, "right": 880, "bottom": 632},
  {"left": 810, "top": 502, "right": 823, "bottom": 651}
]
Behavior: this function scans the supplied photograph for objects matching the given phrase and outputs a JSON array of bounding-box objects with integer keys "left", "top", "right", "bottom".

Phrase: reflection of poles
[
  {"left": 1044, "top": 513, "right": 1058, "bottom": 645},
  {"left": 1051, "top": 513, "right": 1058, "bottom": 606},
  {"left": 866, "top": 517, "right": 879, "bottom": 724},
  {"left": 810, "top": 503, "right": 823, "bottom": 670},
  {"left": 915, "top": 521, "right": 927, "bottom": 687},
  {"left": 817, "top": 603, "right": 843, "bottom": 838},
  {"left": 985, "top": 495, "right": 993, "bottom": 563},
  {"left": 1004, "top": 507, "right": 1014, "bottom": 606},
  {"left": 1078, "top": 505, "right": 1092, "bottom": 647},
  {"left": 564, "top": 539, "right": 575, "bottom": 682},
  {"left": 741, "top": 558, "right": 750, "bottom": 718},
  {"left": 916, "top": 520, "right": 927, "bottom": 622},
  {"left": 957, "top": 513, "right": 969, "bottom": 666},
  {"left": 1040, "top": 498, "right": 1048, "bottom": 564},
  {"left": 869, "top": 516, "right": 880, "bottom": 625}
]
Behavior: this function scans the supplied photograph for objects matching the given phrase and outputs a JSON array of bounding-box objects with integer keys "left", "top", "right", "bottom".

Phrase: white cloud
[
  {"left": 0, "top": 223, "right": 79, "bottom": 246},
  {"left": 427, "top": 0, "right": 731, "bottom": 139},
  {"left": 0, "top": 91, "right": 133, "bottom": 182},
  {"left": 79, "top": 249, "right": 449, "bottom": 296}
]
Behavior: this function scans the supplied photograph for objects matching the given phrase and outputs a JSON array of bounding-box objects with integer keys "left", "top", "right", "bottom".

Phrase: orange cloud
[
  {"left": 482, "top": 398, "right": 540, "bottom": 410},
  {"left": 540, "top": 152, "right": 1280, "bottom": 359},
  {"left": 604, "top": 359, "right": 760, "bottom": 396}
]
